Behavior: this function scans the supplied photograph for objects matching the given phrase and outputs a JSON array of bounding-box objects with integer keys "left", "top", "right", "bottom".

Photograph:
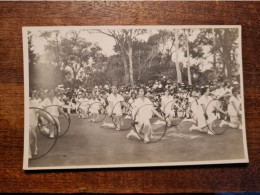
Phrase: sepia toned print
[{"left": 23, "top": 25, "right": 248, "bottom": 170}]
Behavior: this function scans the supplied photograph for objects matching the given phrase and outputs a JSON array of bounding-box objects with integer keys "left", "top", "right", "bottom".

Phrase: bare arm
[
  {"left": 152, "top": 107, "right": 164, "bottom": 120},
  {"left": 200, "top": 103, "right": 206, "bottom": 113},
  {"left": 231, "top": 100, "right": 239, "bottom": 115},
  {"left": 121, "top": 101, "right": 130, "bottom": 109},
  {"left": 108, "top": 101, "right": 113, "bottom": 116},
  {"left": 214, "top": 104, "right": 227, "bottom": 115}
]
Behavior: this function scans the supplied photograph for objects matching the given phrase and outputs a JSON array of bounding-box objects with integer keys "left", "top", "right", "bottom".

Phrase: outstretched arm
[
  {"left": 121, "top": 101, "right": 131, "bottom": 110},
  {"left": 231, "top": 100, "right": 239, "bottom": 115},
  {"left": 200, "top": 103, "right": 206, "bottom": 113},
  {"left": 214, "top": 104, "right": 227, "bottom": 115},
  {"left": 152, "top": 107, "right": 164, "bottom": 120},
  {"left": 108, "top": 101, "right": 113, "bottom": 116}
]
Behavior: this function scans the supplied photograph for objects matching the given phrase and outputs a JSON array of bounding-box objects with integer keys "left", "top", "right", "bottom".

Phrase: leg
[
  {"left": 92, "top": 112, "right": 98, "bottom": 122},
  {"left": 207, "top": 121, "right": 216, "bottom": 135},
  {"left": 29, "top": 125, "right": 37, "bottom": 156},
  {"left": 190, "top": 123, "right": 207, "bottom": 133},
  {"left": 48, "top": 116, "right": 58, "bottom": 138},
  {"left": 54, "top": 116, "right": 60, "bottom": 133},
  {"left": 67, "top": 106, "right": 71, "bottom": 114},
  {"left": 116, "top": 114, "right": 123, "bottom": 130},
  {"left": 143, "top": 120, "right": 152, "bottom": 143},
  {"left": 227, "top": 122, "right": 239, "bottom": 128},
  {"left": 127, "top": 129, "right": 141, "bottom": 140}
]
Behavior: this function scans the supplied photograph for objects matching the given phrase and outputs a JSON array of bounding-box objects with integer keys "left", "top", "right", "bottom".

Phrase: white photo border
[{"left": 23, "top": 25, "right": 249, "bottom": 170}]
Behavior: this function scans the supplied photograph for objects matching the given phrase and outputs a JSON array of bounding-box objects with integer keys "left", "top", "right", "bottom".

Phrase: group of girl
[
  {"left": 29, "top": 90, "right": 64, "bottom": 158},
  {"left": 28, "top": 83, "right": 243, "bottom": 156},
  {"left": 101, "top": 84, "right": 242, "bottom": 143}
]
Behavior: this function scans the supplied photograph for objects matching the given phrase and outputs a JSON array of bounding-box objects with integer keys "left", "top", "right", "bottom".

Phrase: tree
[
  {"left": 40, "top": 30, "right": 108, "bottom": 89},
  {"left": 174, "top": 29, "right": 182, "bottom": 83},
  {"left": 28, "top": 31, "right": 39, "bottom": 90},
  {"left": 40, "top": 30, "right": 63, "bottom": 85},
  {"left": 212, "top": 28, "right": 217, "bottom": 79},
  {"left": 188, "top": 28, "right": 239, "bottom": 83},
  {"left": 92, "top": 29, "right": 147, "bottom": 87},
  {"left": 210, "top": 28, "right": 239, "bottom": 81},
  {"left": 60, "top": 31, "right": 92, "bottom": 84},
  {"left": 184, "top": 29, "right": 192, "bottom": 85},
  {"left": 222, "top": 28, "right": 239, "bottom": 81},
  {"left": 141, "top": 29, "right": 180, "bottom": 84}
]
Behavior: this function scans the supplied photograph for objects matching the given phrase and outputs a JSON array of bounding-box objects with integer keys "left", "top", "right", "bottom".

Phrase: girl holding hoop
[
  {"left": 29, "top": 97, "right": 39, "bottom": 158},
  {"left": 127, "top": 88, "right": 165, "bottom": 143},
  {"left": 78, "top": 92, "right": 90, "bottom": 119},
  {"left": 160, "top": 89, "right": 174, "bottom": 126},
  {"left": 125, "top": 91, "right": 137, "bottom": 119},
  {"left": 101, "top": 86, "right": 128, "bottom": 130},
  {"left": 189, "top": 87, "right": 227, "bottom": 135},
  {"left": 183, "top": 90, "right": 200, "bottom": 123},
  {"left": 88, "top": 94, "right": 101, "bottom": 122},
  {"left": 219, "top": 87, "right": 242, "bottom": 129},
  {"left": 42, "top": 90, "right": 63, "bottom": 138}
]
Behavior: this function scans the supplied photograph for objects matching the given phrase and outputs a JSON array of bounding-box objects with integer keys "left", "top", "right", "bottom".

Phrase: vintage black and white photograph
[{"left": 23, "top": 25, "right": 248, "bottom": 170}]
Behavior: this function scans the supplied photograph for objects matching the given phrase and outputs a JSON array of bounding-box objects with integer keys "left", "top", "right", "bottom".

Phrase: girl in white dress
[
  {"left": 78, "top": 93, "right": 90, "bottom": 119},
  {"left": 127, "top": 88, "right": 165, "bottom": 143},
  {"left": 107, "top": 86, "right": 125, "bottom": 130},
  {"left": 219, "top": 87, "right": 242, "bottom": 129},
  {"left": 183, "top": 90, "right": 198, "bottom": 123},
  {"left": 160, "top": 89, "right": 173, "bottom": 126},
  {"left": 88, "top": 94, "right": 99, "bottom": 122},
  {"left": 125, "top": 92, "right": 137, "bottom": 119},
  {"left": 128, "top": 92, "right": 137, "bottom": 106},
  {"left": 42, "top": 90, "right": 63, "bottom": 138},
  {"left": 29, "top": 97, "right": 39, "bottom": 158},
  {"left": 35, "top": 90, "right": 50, "bottom": 135},
  {"left": 189, "top": 87, "right": 227, "bottom": 135},
  {"left": 101, "top": 86, "right": 128, "bottom": 130}
]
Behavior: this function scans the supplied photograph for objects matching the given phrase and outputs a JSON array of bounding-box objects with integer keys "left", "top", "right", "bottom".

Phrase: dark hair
[
  {"left": 200, "top": 87, "right": 209, "bottom": 95},
  {"left": 138, "top": 87, "right": 147, "bottom": 95},
  {"left": 232, "top": 87, "right": 239, "bottom": 94},
  {"left": 131, "top": 91, "right": 137, "bottom": 98}
]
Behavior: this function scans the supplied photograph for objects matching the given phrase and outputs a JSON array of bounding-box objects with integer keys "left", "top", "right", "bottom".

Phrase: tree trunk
[
  {"left": 55, "top": 32, "right": 61, "bottom": 85},
  {"left": 185, "top": 30, "right": 192, "bottom": 85},
  {"left": 122, "top": 53, "right": 129, "bottom": 84},
  {"left": 119, "top": 45, "right": 129, "bottom": 85},
  {"left": 175, "top": 29, "right": 182, "bottom": 83},
  {"left": 222, "top": 29, "right": 232, "bottom": 82},
  {"left": 212, "top": 28, "right": 217, "bottom": 81},
  {"left": 128, "top": 45, "right": 134, "bottom": 87},
  {"left": 138, "top": 50, "right": 142, "bottom": 80}
]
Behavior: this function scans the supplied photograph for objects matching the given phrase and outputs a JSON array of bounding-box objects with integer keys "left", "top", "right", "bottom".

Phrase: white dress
[
  {"left": 41, "top": 97, "right": 63, "bottom": 129},
  {"left": 29, "top": 99, "right": 39, "bottom": 157},
  {"left": 215, "top": 88, "right": 225, "bottom": 98},
  {"left": 107, "top": 93, "right": 124, "bottom": 115},
  {"left": 228, "top": 95, "right": 241, "bottom": 124},
  {"left": 189, "top": 97, "right": 199, "bottom": 120},
  {"left": 79, "top": 98, "right": 90, "bottom": 112},
  {"left": 29, "top": 99, "right": 39, "bottom": 129},
  {"left": 42, "top": 97, "right": 62, "bottom": 118},
  {"left": 132, "top": 98, "right": 153, "bottom": 133},
  {"left": 161, "top": 95, "right": 173, "bottom": 116},
  {"left": 197, "top": 95, "right": 216, "bottom": 128},
  {"left": 128, "top": 98, "right": 135, "bottom": 106},
  {"left": 88, "top": 99, "right": 98, "bottom": 114}
]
